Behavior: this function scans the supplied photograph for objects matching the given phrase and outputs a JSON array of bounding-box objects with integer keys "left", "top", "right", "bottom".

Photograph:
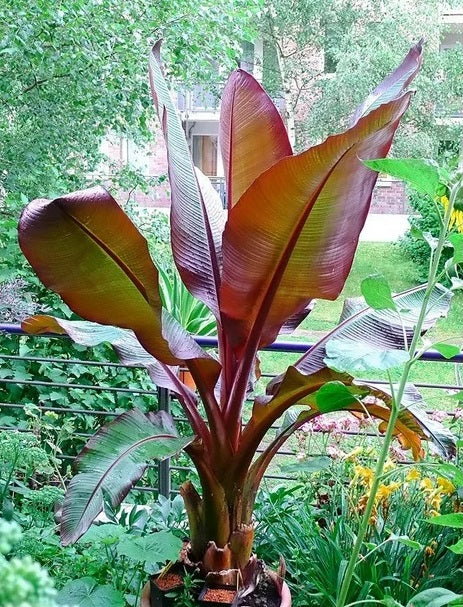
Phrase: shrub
[{"left": 400, "top": 188, "right": 462, "bottom": 282}]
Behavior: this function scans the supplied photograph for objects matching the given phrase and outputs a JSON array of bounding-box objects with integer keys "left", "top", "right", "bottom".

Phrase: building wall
[{"left": 105, "top": 131, "right": 409, "bottom": 214}]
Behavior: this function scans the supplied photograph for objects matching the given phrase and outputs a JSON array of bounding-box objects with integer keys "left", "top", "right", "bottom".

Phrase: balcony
[{"left": 176, "top": 86, "right": 220, "bottom": 118}]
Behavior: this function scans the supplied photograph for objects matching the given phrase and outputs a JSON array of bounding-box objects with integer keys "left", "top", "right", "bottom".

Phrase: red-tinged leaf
[
  {"left": 220, "top": 94, "right": 413, "bottom": 358},
  {"left": 21, "top": 314, "right": 217, "bottom": 442},
  {"left": 351, "top": 39, "right": 423, "bottom": 125},
  {"left": 279, "top": 301, "right": 315, "bottom": 335},
  {"left": 219, "top": 69, "right": 292, "bottom": 210},
  {"left": 60, "top": 409, "right": 193, "bottom": 545},
  {"left": 149, "top": 43, "right": 223, "bottom": 319},
  {"left": 18, "top": 187, "right": 177, "bottom": 365}
]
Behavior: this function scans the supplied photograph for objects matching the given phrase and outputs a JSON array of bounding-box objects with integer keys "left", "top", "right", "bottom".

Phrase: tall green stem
[{"left": 336, "top": 189, "right": 457, "bottom": 607}]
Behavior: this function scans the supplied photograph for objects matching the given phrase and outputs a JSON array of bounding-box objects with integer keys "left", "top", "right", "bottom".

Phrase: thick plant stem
[{"left": 335, "top": 190, "right": 456, "bottom": 607}]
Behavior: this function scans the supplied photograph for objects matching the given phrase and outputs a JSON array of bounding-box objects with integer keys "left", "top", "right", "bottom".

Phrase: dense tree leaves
[{"left": 0, "top": 0, "right": 260, "bottom": 200}]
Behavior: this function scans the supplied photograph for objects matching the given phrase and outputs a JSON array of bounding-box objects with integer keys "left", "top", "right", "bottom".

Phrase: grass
[{"left": 259, "top": 241, "right": 463, "bottom": 411}]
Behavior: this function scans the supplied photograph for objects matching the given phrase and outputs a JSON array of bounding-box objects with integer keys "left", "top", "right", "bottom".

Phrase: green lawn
[{"left": 259, "top": 241, "right": 462, "bottom": 411}]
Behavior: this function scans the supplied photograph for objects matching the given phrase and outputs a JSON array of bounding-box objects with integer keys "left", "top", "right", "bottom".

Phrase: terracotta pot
[{"left": 141, "top": 580, "right": 292, "bottom": 606}]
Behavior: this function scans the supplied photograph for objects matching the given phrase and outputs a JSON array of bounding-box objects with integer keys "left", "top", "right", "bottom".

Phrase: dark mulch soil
[{"left": 236, "top": 568, "right": 281, "bottom": 607}]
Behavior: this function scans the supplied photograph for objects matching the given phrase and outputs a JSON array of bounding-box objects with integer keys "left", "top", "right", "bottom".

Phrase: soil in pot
[
  {"left": 150, "top": 566, "right": 185, "bottom": 607},
  {"left": 198, "top": 584, "right": 238, "bottom": 606}
]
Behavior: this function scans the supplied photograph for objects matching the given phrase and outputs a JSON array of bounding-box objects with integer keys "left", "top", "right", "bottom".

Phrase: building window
[{"left": 192, "top": 135, "right": 218, "bottom": 176}]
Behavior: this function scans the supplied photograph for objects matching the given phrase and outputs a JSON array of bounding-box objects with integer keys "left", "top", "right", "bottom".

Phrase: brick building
[{"left": 102, "top": 10, "right": 462, "bottom": 214}]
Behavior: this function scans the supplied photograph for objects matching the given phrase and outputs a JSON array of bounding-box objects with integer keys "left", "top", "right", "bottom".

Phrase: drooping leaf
[
  {"left": 321, "top": 284, "right": 452, "bottom": 374},
  {"left": 392, "top": 385, "right": 457, "bottom": 459},
  {"left": 149, "top": 43, "right": 223, "bottom": 319},
  {"left": 219, "top": 69, "right": 292, "bottom": 210},
  {"left": 21, "top": 314, "right": 220, "bottom": 414},
  {"left": 60, "top": 409, "right": 193, "bottom": 545},
  {"left": 363, "top": 158, "right": 440, "bottom": 199},
  {"left": 361, "top": 274, "right": 397, "bottom": 310},
  {"left": 56, "top": 577, "right": 124, "bottom": 607},
  {"left": 406, "top": 587, "right": 463, "bottom": 607},
  {"left": 351, "top": 39, "right": 423, "bottom": 125},
  {"left": 389, "top": 534, "right": 422, "bottom": 551},
  {"left": 220, "top": 93, "right": 414, "bottom": 357},
  {"left": 279, "top": 301, "right": 316, "bottom": 334},
  {"left": 18, "top": 186, "right": 177, "bottom": 364}
]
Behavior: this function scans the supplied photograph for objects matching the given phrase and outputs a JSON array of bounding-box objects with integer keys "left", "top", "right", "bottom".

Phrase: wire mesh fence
[{"left": 1, "top": 323, "right": 462, "bottom": 501}]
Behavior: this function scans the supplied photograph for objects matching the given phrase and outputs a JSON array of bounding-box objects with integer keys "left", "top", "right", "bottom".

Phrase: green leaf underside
[
  {"left": 432, "top": 343, "right": 461, "bottom": 359},
  {"left": 56, "top": 577, "right": 124, "bottom": 607},
  {"left": 315, "top": 381, "right": 365, "bottom": 412},
  {"left": 361, "top": 274, "right": 397, "bottom": 310},
  {"left": 426, "top": 513, "right": 463, "bottom": 528},
  {"left": 61, "top": 409, "right": 193, "bottom": 545},
  {"left": 324, "top": 340, "right": 410, "bottom": 373},
  {"left": 406, "top": 587, "right": 463, "bottom": 607},
  {"left": 364, "top": 158, "right": 440, "bottom": 198}
]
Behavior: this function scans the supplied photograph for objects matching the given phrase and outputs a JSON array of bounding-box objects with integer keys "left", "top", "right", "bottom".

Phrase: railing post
[{"left": 157, "top": 386, "right": 171, "bottom": 498}]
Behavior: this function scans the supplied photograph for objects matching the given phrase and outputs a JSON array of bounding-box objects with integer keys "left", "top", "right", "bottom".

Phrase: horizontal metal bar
[
  {"left": 2, "top": 324, "right": 462, "bottom": 363},
  {"left": 0, "top": 353, "right": 136, "bottom": 369},
  {"left": 0, "top": 402, "right": 120, "bottom": 417},
  {"left": 0, "top": 377, "right": 158, "bottom": 396}
]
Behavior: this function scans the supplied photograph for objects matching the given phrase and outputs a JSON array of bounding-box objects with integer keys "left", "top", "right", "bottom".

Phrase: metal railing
[{"left": 1, "top": 323, "right": 462, "bottom": 500}]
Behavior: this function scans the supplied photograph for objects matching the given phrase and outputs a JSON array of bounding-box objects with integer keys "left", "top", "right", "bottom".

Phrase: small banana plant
[{"left": 17, "top": 39, "right": 455, "bottom": 587}]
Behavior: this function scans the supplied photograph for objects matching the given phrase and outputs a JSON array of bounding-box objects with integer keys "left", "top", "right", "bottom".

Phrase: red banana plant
[{"left": 18, "top": 39, "right": 454, "bottom": 584}]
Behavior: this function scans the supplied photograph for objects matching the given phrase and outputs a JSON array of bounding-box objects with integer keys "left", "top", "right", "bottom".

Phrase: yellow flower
[
  {"left": 437, "top": 477, "right": 455, "bottom": 495},
  {"left": 376, "top": 481, "right": 402, "bottom": 501},
  {"left": 406, "top": 468, "right": 421, "bottom": 482},
  {"left": 428, "top": 493, "right": 442, "bottom": 512},
  {"left": 420, "top": 478, "right": 434, "bottom": 492},
  {"left": 440, "top": 195, "right": 463, "bottom": 234},
  {"left": 354, "top": 465, "right": 374, "bottom": 486}
]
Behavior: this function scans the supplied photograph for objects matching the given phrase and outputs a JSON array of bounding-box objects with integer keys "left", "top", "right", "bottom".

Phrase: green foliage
[
  {"left": 254, "top": 460, "right": 463, "bottom": 607},
  {"left": 0, "top": 519, "right": 63, "bottom": 607},
  {"left": 400, "top": 189, "right": 460, "bottom": 282},
  {"left": 158, "top": 266, "right": 217, "bottom": 336},
  {"left": 0, "top": 0, "right": 261, "bottom": 200},
  {"left": 266, "top": 0, "right": 463, "bottom": 158}
]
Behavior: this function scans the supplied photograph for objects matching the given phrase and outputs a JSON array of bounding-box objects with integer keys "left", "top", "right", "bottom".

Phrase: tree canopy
[
  {"left": 262, "top": 0, "right": 463, "bottom": 159},
  {"left": 0, "top": 0, "right": 260, "bottom": 200}
]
